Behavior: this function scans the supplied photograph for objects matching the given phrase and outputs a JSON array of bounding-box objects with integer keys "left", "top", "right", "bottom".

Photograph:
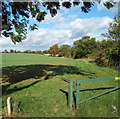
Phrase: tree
[
  {"left": 58, "top": 45, "right": 71, "bottom": 58},
  {"left": 48, "top": 44, "right": 58, "bottom": 56},
  {"left": 10, "top": 49, "right": 14, "bottom": 53},
  {"left": 101, "top": 16, "right": 120, "bottom": 42},
  {"left": 24, "top": 50, "right": 31, "bottom": 53},
  {"left": 17, "top": 50, "right": 21, "bottom": 53},
  {"left": 35, "top": 50, "right": 42, "bottom": 54},
  {"left": 96, "top": 16, "right": 120, "bottom": 68},
  {"left": 73, "top": 36, "right": 99, "bottom": 58},
  {"left": 43, "top": 50, "right": 48, "bottom": 54},
  {"left": 3, "top": 49, "right": 8, "bottom": 53},
  {"left": 1, "top": 1, "right": 116, "bottom": 43}
]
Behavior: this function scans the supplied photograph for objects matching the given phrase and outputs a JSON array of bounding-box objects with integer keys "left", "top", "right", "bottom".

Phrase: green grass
[{"left": 1, "top": 53, "right": 120, "bottom": 117}]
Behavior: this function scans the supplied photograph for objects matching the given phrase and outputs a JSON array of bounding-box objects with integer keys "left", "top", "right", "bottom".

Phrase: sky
[{"left": 0, "top": 1, "right": 119, "bottom": 51}]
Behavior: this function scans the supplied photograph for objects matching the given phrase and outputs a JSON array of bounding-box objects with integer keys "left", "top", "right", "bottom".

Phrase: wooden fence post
[
  {"left": 7, "top": 97, "right": 12, "bottom": 115},
  {"left": 68, "top": 80, "right": 73, "bottom": 110},
  {"left": 76, "top": 80, "right": 80, "bottom": 109}
]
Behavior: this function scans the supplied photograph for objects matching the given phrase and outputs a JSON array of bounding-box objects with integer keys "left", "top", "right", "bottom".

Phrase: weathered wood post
[
  {"left": 68, "top": 80, "right": 73, "bottom": 110},
  {"left": 76, "top": 80, "right": 80, "bottom": 109},
  {"left": 7, "top": 97, "right": 12, "bottom": 115}
]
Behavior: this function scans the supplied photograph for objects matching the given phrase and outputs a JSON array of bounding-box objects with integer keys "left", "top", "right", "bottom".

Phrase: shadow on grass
[
  {"left": 2, "top": 64, "right": 95, "bottom": 95},
  {"left": 2, "top": 80, "right": 42, "bottom": 95},
  {"left": 89, "top": 60, "right": 96, "bottom": 64},
  {"left": 60, "top": 89, "right": 76, "bottom": 109},
  {"left": 2, "top": 64, "right": 95, "bottom": 84}
]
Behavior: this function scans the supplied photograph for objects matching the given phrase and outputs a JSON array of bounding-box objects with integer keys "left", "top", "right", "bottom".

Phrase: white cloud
[
  {"left": 97, "top": 2, "right": 107, "bottom": 11},
  {"left": 0, "top": 29, "right": 72, "bottom": 51},
  {"left": 44, "top": 12, "right": 68, "bottom": 29},
  {"left": 43, "top": 9, "right": 78, "bottom": 29},
  {"left": 70, "top": 17, "right": 113, "bottom": 39},
  {"left": 0, "top": 36, "right": 14, "bottom": 51},
  {"left": 0, "top": 15, "right": 113, "bottom": 51},
  {"left": 28, "top": 29, "right": 71, "bottom": 47}
]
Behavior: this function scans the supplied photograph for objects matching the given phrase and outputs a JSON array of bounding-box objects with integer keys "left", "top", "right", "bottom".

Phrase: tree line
[
  {"left": 47, "top": 36, "right": 119, "bottom": 68},
  {"left": 47, "top": 15, "right": 120, "bottom": 68},
  {"left": 2, "top": 49, "right": 47, "bottom": 55}
]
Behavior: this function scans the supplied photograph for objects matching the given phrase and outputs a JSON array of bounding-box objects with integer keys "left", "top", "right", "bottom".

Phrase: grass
[{"left": 1, "top": 53, "right": 120, "bottom": 117}]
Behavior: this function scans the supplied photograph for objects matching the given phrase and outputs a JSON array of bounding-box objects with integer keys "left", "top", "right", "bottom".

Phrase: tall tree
[
  {"left": 58, "top": 45, "right": 71, "bottom": 58},
  {"left": 73, "top": 36, "right": 99, "bottom": 58},
  {"left": 101, "top": 16, "right": 120, "bottom": 42},
  {"left": 10, "top": 49, "right": 14, "bottom": 53},
  {"left": 1, "top": 1, "right": 116, "bottom": 43},
  {"left": 48, "top": 44, "right": 58, "bottom": 56},
  {"left": 97, "top": 16, "right": 120, "bottom": 67}
]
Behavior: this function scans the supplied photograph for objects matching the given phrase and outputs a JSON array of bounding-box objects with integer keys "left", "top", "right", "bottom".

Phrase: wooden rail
[{"left": 61, "top": 77, "right": 80, "bottom": 87}]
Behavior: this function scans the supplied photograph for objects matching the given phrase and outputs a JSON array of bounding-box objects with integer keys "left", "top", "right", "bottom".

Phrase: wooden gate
[{"left": 61, "top": 77, "right": 120, "bottom": 110}]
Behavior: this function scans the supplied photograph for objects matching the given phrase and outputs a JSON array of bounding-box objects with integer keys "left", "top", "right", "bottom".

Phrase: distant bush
[
  {"left": 72, "top": 36, "right": 99, "bottom": 59},
  {"left": 95, "top": 51, "right": 108, "bottom": 67},
  {"left": 58, "top": 52, "right": 62, "bottom": 57},
  {"left": 58, "top": 45, "right": 72, "bottom": 58}
]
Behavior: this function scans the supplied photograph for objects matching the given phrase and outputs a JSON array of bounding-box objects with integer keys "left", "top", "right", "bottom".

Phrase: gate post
[
  {"left": 76, "top": 80, "right": 80, "bottom": 109},
  {"left": 68, "top": 80, "right": 73, "bottom": 110}
]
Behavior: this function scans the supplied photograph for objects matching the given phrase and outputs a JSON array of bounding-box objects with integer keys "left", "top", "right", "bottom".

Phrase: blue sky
[{"left": 0, "top": 1, "right": 118, "bottom": 51}]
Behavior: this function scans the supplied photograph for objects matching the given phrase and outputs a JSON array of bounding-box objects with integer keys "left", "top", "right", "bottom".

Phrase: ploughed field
[{"left": 1, "top": 53, "right": 119, "bottom": 117}]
